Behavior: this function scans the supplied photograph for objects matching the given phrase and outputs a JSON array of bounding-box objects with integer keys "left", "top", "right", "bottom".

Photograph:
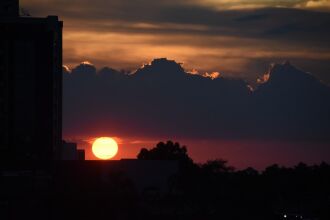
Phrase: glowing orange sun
[{"left": 92, "top": 137, "right": 118, "bottom": 160}]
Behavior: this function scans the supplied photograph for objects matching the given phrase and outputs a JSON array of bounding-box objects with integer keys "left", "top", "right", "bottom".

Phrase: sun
[{"left": 92, "top": 137, "right": 118, "bottom": 160}]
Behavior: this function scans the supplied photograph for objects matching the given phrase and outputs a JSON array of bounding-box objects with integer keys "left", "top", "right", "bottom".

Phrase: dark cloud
[
  {"left": 253, "top": 62, "right": 330, "bottom": 140},
  {"left": 63, "top": 59, "right": 330, "bottom": 142}
]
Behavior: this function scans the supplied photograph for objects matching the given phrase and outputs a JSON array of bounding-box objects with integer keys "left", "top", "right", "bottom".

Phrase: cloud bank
[{"left": 63, "top": 59, "right": 330, "bottom": 142}]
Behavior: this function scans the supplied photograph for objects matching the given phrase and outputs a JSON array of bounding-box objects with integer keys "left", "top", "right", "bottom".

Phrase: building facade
[{"left": 0, "top": 0, "right": 62, "bottom": 160}]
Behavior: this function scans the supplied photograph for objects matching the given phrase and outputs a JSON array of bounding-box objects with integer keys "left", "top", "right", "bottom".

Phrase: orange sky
[
  {"left": 64, "top": 134, "right": 330, "bottom": 169},
  {"left": 62, "top": 30, "right": 330, "bottom": 77},
  {"left": 22, "top": 0, "right": 330, "bottom": 82}
]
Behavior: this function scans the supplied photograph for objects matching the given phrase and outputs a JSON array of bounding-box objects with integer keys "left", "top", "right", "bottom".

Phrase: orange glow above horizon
[
  {"left": 20, "top": 0, "right": 330, "bottom": 80},
  {"left": 62, "top": 30, "right": 330, "bottom": 79},
  {"left": 92, "top": 137, "right": 118, "bottom": 160}
]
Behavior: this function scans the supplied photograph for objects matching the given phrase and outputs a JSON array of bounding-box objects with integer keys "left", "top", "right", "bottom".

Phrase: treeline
[{"left": 137, "top": 141, "right": 330, "bottom": 220}]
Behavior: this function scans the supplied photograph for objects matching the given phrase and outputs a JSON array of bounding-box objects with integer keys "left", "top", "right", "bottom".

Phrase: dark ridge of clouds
[
  {"left": 253, "top": 62, "right": 330, "bottom": 140},
  {"left": 71, "top": 62, "right": 97, "bottom": 76},
  {"left": 63, "top": 58, "right": 330, "bottom": 142}
]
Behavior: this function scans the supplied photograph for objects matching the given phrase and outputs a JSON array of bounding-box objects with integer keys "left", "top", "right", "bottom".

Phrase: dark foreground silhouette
[{"left": 1, "top": 141, "right": 329, "bottom": 220}]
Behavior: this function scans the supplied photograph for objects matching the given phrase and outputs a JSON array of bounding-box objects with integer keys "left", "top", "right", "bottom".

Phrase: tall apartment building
[{"left": 0, "top": 0, "right": 62, "bottom": 160}]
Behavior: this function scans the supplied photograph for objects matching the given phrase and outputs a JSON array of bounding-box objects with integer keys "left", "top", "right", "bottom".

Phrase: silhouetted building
[
  {"left": 77, "top": 149, "right": 85, "bottom": 161},
  {"left": 103, "top": 159, "right": 179, "bottom": 194},
  {"left": 55, "top": 159, "right": 178, "bottom": 194},
  {"left": 60, "top": 142, "right": 78, "bottom": 160},
  {"left": 0, "top": 0, "right": 19, "bottom": 18},
  {"left": 0, "top": 0, "right": 62, "bottom": 160},
  {"left": 60, "top": 141, "right": 85, "bottom": 160}
]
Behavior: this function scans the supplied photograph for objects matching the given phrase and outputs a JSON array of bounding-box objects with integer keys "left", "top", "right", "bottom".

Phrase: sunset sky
[
  {"left": 21, "top": 0, "right": 330, "bottom": 169},
  {"left": 22, "top": 0, "right": 330, "bottom": 82}
]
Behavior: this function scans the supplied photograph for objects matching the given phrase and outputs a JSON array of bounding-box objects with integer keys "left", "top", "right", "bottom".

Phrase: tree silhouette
[
  {"left": 201, "top": 159, "right": 235, "bottom": 173},
  {"left": 137, "top": 141, "right": 193, "bottom": 164}
]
